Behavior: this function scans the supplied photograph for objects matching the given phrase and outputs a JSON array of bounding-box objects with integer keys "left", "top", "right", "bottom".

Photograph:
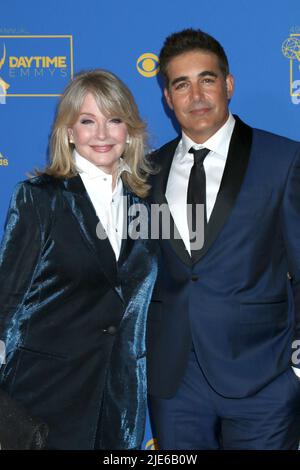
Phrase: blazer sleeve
[
  {"left": 281, "top": 144, "right": 300, "bottom": 366},
  {"left": 0, "top": 181, "right": 49, "bottom": 449},
  {"left": 0, "top": 182, "right": 41, "bottom": 334}
]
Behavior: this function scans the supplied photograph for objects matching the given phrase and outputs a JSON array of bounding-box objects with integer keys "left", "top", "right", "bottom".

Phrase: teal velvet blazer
[{"left": 0, "top": 174, "right": 157, "bottom": 449}]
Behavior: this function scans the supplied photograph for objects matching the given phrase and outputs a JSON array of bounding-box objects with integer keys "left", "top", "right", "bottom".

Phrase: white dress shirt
[
  {"left": 74, "top": 150, "right": 131, "bottom": 261},
  {"left": 166, "top": 113, "right": 235, "bottom": 254}
]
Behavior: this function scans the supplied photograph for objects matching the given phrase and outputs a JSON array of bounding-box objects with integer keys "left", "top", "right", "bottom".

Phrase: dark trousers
[{"left": 149, "top": 350, "right": 300, "bottom": 450}]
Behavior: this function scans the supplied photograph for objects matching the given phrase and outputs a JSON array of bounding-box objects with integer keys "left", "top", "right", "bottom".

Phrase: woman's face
[{"left": 68, "top": 92, "right": 128, "bottom": 174}]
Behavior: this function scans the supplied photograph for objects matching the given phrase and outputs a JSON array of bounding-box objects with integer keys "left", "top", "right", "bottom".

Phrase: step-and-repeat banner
[{"left": 1, "top": 0, "right": 300, "bottom": 450}]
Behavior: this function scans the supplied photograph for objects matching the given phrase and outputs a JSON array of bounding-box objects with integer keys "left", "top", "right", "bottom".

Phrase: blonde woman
[{"left": 0, "top": 70, "right": 157, "bottom": 450}]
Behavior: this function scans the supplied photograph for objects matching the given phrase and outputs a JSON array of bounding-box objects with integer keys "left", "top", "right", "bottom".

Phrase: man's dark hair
[{"left": 159, "top": 28, "right": 230, "bottom": 87}]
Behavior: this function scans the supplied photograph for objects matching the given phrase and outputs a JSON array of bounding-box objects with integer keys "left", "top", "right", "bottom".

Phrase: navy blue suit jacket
[{"left": 147, "top": 116, "right": 300, "bottom": 399}]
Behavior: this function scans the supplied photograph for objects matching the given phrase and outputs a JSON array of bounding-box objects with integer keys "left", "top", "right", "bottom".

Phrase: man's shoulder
[
  {"left": 253, "top": 126, "right": 299, "bottom": 144},
  {"left": 252, "top": 127, "right": 300, "bottom": 154},
  {"left": 148, "top": 137, "right": 181, "bottom": 161}
]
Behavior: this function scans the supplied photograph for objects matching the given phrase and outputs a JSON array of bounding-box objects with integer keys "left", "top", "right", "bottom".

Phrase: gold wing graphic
[
  {"left": 0, "top": 45, "right": 6, "bottom": 70},
  {"left": 0, "top": 78, "right": 9, "bottom": 91}
]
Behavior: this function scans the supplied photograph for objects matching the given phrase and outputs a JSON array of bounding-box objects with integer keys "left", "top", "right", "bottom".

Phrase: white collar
[{"left": 181, "top": 113, "right": 235, "bottom": 161}]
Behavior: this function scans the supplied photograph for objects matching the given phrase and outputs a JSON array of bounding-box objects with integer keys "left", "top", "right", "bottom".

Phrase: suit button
[
  {"left": 103, "top": 325, "right": 117, "bottom": 335},
  {"left": 191, "top": 275, "right": 199, "bottom": 282},
  {"left": 287, "top": 272, "right": 292, "bottom": 280}
]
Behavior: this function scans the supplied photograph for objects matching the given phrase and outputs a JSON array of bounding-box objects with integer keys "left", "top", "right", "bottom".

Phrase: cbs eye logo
[{"left": 136, "top": 53, "right": 159, "bottom": 77}]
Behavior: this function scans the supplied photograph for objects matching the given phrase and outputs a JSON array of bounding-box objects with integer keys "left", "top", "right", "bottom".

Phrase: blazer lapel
[
  {"left": 117, "top": 187, "right": 136, "bottom": 267},
  {"left": 151, "top": 138, "right": 192, "bottom": 265},
  {"left": 192, "top": 115, "right": 253, "bottom": 264},
  {"left": 62, "top": 175, "right": 120, "bottom": 291}
]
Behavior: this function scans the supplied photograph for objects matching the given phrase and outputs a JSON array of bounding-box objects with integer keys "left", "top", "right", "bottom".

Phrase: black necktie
[{"left": 187, "top": 147, "right": 210, "bottom": 253}]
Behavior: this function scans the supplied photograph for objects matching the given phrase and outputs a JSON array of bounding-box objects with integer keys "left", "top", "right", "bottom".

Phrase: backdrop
[{"left": 0, "top": 0, "right": 299, "bottom": 450}]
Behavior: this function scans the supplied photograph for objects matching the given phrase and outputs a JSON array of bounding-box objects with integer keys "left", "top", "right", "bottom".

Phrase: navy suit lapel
[
  {"left": 151, "top": 116, "right": 253, "bottom": 266},
  {"left": 151, "top": 138, "right": 192, "bottom": 265},
  {"left": 62, "top": 175, "right": 120, "bottom": 290},
  {"left": 151, "top": 137, "right": 179, "bottom": 204},
  {"left": 192, "top": 116, "right": 253, "bottom": 264}
]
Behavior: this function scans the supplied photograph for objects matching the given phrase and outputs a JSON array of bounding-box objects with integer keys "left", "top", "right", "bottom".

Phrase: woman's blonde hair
[{"left": 41, "top": 69, "right": 151, "bottom": 197}]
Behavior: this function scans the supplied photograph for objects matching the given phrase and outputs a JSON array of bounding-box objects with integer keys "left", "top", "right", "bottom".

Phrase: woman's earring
[{"left": 126, "top": 136, "right": 131, "bottom": 145}]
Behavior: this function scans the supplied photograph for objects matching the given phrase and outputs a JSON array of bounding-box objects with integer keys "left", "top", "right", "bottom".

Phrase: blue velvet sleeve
[{"left": 0, "top": 182, "right": 41, "bottom": 340}]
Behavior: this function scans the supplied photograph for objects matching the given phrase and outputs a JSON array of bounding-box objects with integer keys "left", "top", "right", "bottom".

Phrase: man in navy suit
[{"left": 147, "top": 28, "right": 300, "bottom": 450}]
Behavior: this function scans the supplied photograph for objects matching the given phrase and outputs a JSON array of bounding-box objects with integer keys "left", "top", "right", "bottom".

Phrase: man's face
[{"left": 164, "top": 50, "right": 234, "bottom": 143}]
